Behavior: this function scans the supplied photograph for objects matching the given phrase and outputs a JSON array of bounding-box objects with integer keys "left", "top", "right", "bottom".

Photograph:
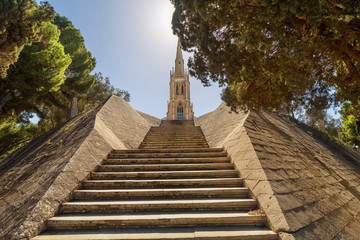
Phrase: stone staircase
[
  {"left": 34, "top": 121, "right": 277, "bottom": 240},
  {"left": 139, "top": 120, "right": 208, "bottom": 149}
]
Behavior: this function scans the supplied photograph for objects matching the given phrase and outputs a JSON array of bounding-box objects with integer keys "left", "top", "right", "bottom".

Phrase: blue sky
[{"left": 40, "top": 0, "right": 223, "bottom": 118}]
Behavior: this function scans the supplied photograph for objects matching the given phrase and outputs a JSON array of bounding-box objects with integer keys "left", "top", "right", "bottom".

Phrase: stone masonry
[
  {"left": 196, "top": 103, "right": 360, "bottom": 240},
  {"left": 33, "top": 120, "right": 277, "bottom": 239},
  {"left": 1, "top": 98, "right": 360, "bottom": 239},
  {"left": 0, "top": 96, "right": 159, "bottom": 239}
]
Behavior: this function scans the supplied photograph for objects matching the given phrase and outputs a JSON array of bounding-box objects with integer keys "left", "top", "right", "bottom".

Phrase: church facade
[{"left": 166, "top": 39, "right": 194, "bottom": 120}]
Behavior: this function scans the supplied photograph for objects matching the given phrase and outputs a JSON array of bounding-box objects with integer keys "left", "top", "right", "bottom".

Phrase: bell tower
[{"left": 167, "top": 39, "right": 194, "bottom": 120}]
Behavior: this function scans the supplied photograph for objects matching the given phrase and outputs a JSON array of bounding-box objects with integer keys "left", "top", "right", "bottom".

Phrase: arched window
[
  {"left": 176, "top": 85, "right": 179, "bottom": 95},
  {"left": 181, "top": 85, "right": 184, "bottom": 94},
  {"left": 177, "top": 103, "right": 184, "bottom": 120}
]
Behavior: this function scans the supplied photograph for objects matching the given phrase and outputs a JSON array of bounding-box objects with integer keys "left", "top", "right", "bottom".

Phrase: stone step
[
  {"left": 139, "top": 143, "right": 208, "bottom": 147},
  {"left": 160, "top": 120, "right": 195, "bottom": 125},
  {"left": 143, "top": 136, "right": 205, "bottom": 143},
  {"left": 97, "top": 163, "right": 234, "bottom": 172},
  {"left": 112, "top": 148, "right": 223, "bottom": 154},
  {"left": 149, "top": 126, "right": 201, "bottom": 129},
  {"left": 138, "top": 145, "right": 209, "bottom": 149},
  {"left": 103, "top": 157, "right": 230, "bottom": 165},
  {"left": 142, "top": 135, "right": 205, "bottom": 139},
  {"left": 148, "top": 128, "right": 203, "bottom": 131},
  {"left": 148, "top": 131, "right": 202, "bottom": 133},
  {"left": 140, "top": 138, "right": 207, "bottom": 141},
  {"left": 82, "top": 178, "right": 243, "bottom": 189},
  {"left": 138, "top": 146, "right": 209, "bottom": 150},
  {"left": 139, "top": 142, "right": 207, "bottom": 145},
  {"left": 140, "top": 145, "right": 208, "bottom": 149},
  {"left": 140, "top": 141, "right": 206, "bottom": 145},
  {"left": 143, "top": 137, "right": 206, "bottom": 140},
  {"left": 108, "top": 152, "right": 227, "bottom": 159},
  {"left": 147, "top": 134, "right": 203, "bottom": 136},
  {"left": 47, "top": 212, "right": 266, "bottom": 229},
  {"left": 33, "top": 226, "right": 278, "bottom": 240},
  {"left": 60, "top": 199, "right": 258, "bottom": 213},
  {"left": 91, "top": 170, "right": 239, "bottom": 180},
  {"left": 148, "top": 128, "right": 203, "bottom": 132},
  {"left": 73, "top": 187, "right": 249, "bottom": 199},
  {"left": 144, "top": 136, "right": 204, "bottom": 139},
  {"left": 144, "top": 135, "right": 204, "bottom": 138},
  {"left": 146, "top": 131, "right": 203, "bottom": 133},
  {"left": 142, "top": 137, "right": 205, "bottom": 141},
  {"left": 149, "top": 126, "right": 202, "bottom": 129}
]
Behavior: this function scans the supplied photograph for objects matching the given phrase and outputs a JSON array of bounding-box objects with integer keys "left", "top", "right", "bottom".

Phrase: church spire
[
  {"left": 174, "top": 38, "right": 185, "bottom": 75},
  {"left": 167, "top": 38, "right": 194, "bottom": 120}
]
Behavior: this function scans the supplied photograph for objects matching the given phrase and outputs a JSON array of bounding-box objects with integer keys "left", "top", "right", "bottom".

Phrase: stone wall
[
  {"left": 137, "top": 110, "right": 161, "bottom": 126},
  {"left": 196, "top": 103, "right": 360, "bottom": 240},
  {"left": 0, "top": 96, "right": 159, "bottom": 239},
  {"left": 194, "top": 102, "right": 249, "bottom": 147}
]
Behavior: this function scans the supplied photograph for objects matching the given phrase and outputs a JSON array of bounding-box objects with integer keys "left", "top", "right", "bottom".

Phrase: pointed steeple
[
  {"left": 167, "top": 38, "right": 194, "bottom": 120},
  {"left": 174, "top": 38, "right": 185, "bottom": 75}
]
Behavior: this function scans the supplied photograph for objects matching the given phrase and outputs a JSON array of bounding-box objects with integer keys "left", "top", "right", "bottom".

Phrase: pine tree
[
  {"left": 171, "top": 0, "right": 360, "bottom": 115},
  {"left": 0, "top": 22, "right": 72, "bottom": 118},
  {"left": 54, "top": 14, "right": 96, "bottom": 102},
  {"left": 0, "top": 0, "right": 54, "bottom": 78}
]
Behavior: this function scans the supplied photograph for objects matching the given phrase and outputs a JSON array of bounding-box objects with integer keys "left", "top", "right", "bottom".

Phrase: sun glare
[
  {"left": 157, "top": 2, "right": 174, "bottom": 33},
  {"left": 148, "top": 1, "right": 176, "bottom": 42}
]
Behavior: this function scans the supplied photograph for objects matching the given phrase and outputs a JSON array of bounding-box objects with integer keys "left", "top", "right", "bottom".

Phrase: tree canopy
[
  {"left": 340, "top": 102, "right": 360, "bottom": 149},
  {"left": 54, "top": 14, "right": 96, "bottom": 96},
  {"left": 171, "top": 0, "right": 360, "bottom": 115},
  {"left": 0, "top": 21, "right": 72, "bottom": 118},
  {"left": 30, "top": 14, "right": 98, "bottom": 127},
  {"left": 0, "top": 0, "right": 54, "bottom": 78},
  {"left": 38, "top": 72, "right": 130, "bottom": 130},
  {"left": 80, "top": 72, "right": 130, "bottom": 110},
  {"left": 0, "top": 8, "right": 129, "bottom": 159}
]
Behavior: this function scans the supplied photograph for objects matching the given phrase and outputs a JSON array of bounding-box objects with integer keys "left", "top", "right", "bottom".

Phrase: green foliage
[
  {"left": 0, "top": 114, "right": 37, "bottom": 158},
  {"left": 171, "top": 0, "right": 360, "bottom": 114},
  {"left": 36, "top": 91, "right": 70, "bottom": 131},
  {"left": 324, "top": 117, "right": 342, "bottom": 139},
  {"left": 0, "top": 8, "right": 130, "bottom": 159},
  {"left": 339, "top": 102, "right": 360, "bottom": 149},
  {"left": 38, "top": 73, "right": 130, "bottom": 133},
  {"left": 0, "top": 0, "right": 54, "bottom": 78},
  {"left": 0, "top": 22, "right": 72, "bottom": 118},
  {"left": 54, "top": 14, "right": 96, "bottom": 95},
  {"left": 295, "top": 106, "right": 342, "bottom": 139},
  {"left": 31, "top": 14, "right": 97, "bottom": 130},
  {"left": 80, "top": 72, "right": 130, "bottom": 111}
]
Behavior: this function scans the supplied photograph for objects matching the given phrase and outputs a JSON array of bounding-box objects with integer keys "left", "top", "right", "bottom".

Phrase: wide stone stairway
[
  {"left": 34, "top": 120, "right": 277, "bottom": 239},
  {"left": 139, "top": 120, "right": 208, "bottom": 149}
]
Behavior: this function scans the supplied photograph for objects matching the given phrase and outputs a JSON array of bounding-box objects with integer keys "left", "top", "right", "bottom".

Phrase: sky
[{"left": 39, "top": 0, "right": 223, "bottom": 118}]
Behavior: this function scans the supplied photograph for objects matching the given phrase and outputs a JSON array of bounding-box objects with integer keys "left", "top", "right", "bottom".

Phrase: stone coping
[
  {"left": 0, "top": 96, "right": 159, "bottom": 239},
  {"left": 196, "top": 103, "right": 360, "bottom": 240}
]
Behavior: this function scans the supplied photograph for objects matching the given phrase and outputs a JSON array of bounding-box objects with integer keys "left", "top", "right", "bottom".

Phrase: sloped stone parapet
[
  {"left": 196, "top": 103, "right": 360, "bottom": 240},
  {"left": 137, "top": 111, "right": 161, "bottom": 126},
  {"left": 0, "top": 96, "right": 159, "bottom": 239}
]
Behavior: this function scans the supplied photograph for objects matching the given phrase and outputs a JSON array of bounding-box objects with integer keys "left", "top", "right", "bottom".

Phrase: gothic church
[{"left": 167, "top": 39, "right": 194, "bottom": 120}]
